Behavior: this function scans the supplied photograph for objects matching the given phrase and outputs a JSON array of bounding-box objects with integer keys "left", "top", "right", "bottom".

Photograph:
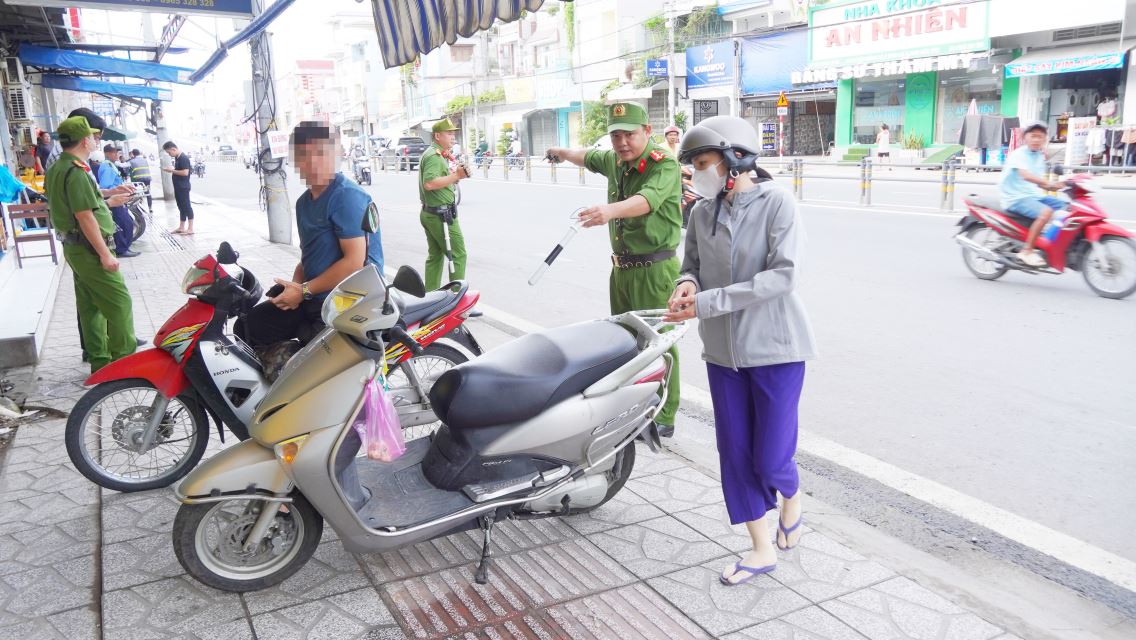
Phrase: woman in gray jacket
[{"left": 664, "top": 116, "right": 817, "bottom": 586}]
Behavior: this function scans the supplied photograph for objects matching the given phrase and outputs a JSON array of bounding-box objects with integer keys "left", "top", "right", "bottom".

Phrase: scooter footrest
[{"left": 462, "top": 466, "right": 570, "bottom": 503}]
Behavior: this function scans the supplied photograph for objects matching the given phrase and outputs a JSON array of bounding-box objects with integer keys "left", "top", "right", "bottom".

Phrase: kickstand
[{"left": 474, "top": 512, "right": 495, "bottom": 585}]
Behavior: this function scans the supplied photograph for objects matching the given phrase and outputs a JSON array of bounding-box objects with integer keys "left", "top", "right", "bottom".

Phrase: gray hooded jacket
[{"left": 679, "top": 181, "right": 817, "bottom": 369}]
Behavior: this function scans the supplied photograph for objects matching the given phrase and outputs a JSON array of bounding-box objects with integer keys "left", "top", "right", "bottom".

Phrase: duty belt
[
  {"left": 611, "top": 249, "right": 676, "bottom": 269},
  {"left": 424, "top": 204, "right": 457, "bottom": 223},
  {"left": 57, "top": 230, "right": 114, "bottom": 252}
]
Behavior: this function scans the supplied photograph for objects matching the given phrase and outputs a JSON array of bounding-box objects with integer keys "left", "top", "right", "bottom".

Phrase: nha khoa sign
[
  {"left": 810, "top": 0, "right": 989, "bottom": 66},
  {"left": 793, "top": 51, "right": 981, "bottom": 84}
]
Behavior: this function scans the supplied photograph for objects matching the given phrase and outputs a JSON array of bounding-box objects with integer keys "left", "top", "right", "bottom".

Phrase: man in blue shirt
[
  {"left": 96, "top": 144, "right": 139, "bottom": 257},
  {"left": 237, "top": 121, "right": 383, "bottom": 347},
  {"left": 999, "top": 121, "right": 1067, "bottom": 267}
]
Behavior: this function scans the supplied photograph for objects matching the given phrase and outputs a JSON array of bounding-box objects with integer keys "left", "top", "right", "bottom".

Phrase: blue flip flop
[
  {"left": 777, "top": 515, "right": 803, "bottom": 550},
  {"left": 719, "top": 561, "right": 776, "bottom": 586}
]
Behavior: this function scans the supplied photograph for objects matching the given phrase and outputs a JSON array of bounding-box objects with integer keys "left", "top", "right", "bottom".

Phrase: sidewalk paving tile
[
  {"left": 647, "top": 559, "right": 811, "bottom": 636},
  {"left": 100, "top": 490, "right": 180, "bottom": 544},
  {"left": 381, "top": 564, "right": 529, "bottom": 639},
  {"left": 241, "top": 536, "right": 371, "bottom": 615},
  {"left": 563, "top": 481, "right": 666, "bottom": 535},
  {"left": 723, "top": 606, "right": 867, "bottom": 640},
  {"left": 101, "top": 531, "right": 184, "bottom": 591},
  {"left": 819, "top": 577, "right": 1004, "bottom": 640},
  {"left": 102, "top": 575, "right": 250, "bottom": 640},
  {"left": 359, "top": 531, "right": 484, "bottom": 584},
  {"left": 0, "top": 559, "right": 96, "bottom": 625},
  {"left": 630, "top": 446, "right": 689, "bottom": 479},
  {"left": 672, "top": 503, "right": 809, "bottom": 553},
  {"left": 46, "top": 605, "right": 99, "bottom": 640},
  {"left": 0, "top": 519, "right": 97, "bottom": 580},
  {"left": 626, "top": 466, "right": 724, "bottom": 513},
  {"left": 770, "top": 532, "right": 896, "bottom": 602},
  {"left": 250, "top": 586, "right": 400, "bottom": 639},
  {"left": 544, "top": 583, "right": 711, "bottom": 639},
  {"left": 587, "top": 514, "right": 730, "bottom": 579},
  {"left": 490, "top": 537, "right": 635, "bottom": 607}
]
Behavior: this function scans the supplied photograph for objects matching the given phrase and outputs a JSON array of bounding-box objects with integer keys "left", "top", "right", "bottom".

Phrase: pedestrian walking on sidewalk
[
  {"left": 664, "top": 116, "right": 817, "bottom": 585},
  {"left": 97, "top": 144, "right": 139, "bottom": 258},
  {"left": 545, "top": 102, "right": 683, "bottom": 436},
  {"left": 162, "top": 141, "right": 194, "bottom": 234},
  {"left": 235, "top": 122, "right": 383, "bottom": 349},
  {"left": 46, "top": 116, "right": 138, "bottom": 374},
  {"left": 419, "top": 118, "right": 470, "bottom": 290}
]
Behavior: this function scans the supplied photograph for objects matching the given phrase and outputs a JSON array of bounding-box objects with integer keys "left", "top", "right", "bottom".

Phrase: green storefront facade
[{"left": 802, "top": 0, "right": 1002, "bottom": 150}]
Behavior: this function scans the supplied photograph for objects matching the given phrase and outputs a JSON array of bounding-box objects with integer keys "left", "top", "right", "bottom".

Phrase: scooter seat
[
  {"left": 967, "top": 195, "right": 1038, "bottom": 227},
  {"left": 401, "top": 291, "right": 456, "bottom": 326},
  {"left": 429, "top": 321, "right": 638, "bottom": 431}
]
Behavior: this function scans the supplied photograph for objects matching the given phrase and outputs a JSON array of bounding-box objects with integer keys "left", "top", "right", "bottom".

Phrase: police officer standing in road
[
  {"left": 546, "top": 102, "right": 683, "bottom": 436},
  {"left": 46, "top": 116, "right": 138, "bottom": 373},
  {"left": 419, "top": 118, "right": 469, "bottom": 290}
]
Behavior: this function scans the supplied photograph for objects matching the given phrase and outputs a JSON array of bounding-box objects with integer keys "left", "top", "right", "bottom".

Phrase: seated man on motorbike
[
  {"left": 999, "top": 120, "right": 1066, "bottom": 267},
  {"left": 236, "top": 122, "right": 384, "bottom": 349}
]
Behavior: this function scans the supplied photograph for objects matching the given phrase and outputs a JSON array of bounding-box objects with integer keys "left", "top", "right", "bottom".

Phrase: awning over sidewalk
[
  {"left": 1006, "top": 39, "right": 1135, "bottom": 78},
  {"left": 370, "top": 0, "right": 545, "bottom": 68},
  {"left": 19, "top": 44, "right": 194, "bottom": 85},
  {"left": 189, "top": 0, "right": 296, "bottom": 84},
  {"left": 41, "top": 75, "right": 173, "bottom": 102}
]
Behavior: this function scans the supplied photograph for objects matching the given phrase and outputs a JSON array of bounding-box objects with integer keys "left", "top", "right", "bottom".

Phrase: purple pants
[{"left": 706, "top": 361, "right": 805, "bottom": 525}]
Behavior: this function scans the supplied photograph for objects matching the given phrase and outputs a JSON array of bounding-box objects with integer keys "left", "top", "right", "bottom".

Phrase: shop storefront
[
  {"left": 686, "top": 40, "right": 736, "bottom": 123},
  {"left": 739, "top": 28, "right": 835, "bottom": 155},
  {"left": 797, "top": 0, "right": 996, "bottom": 150}
]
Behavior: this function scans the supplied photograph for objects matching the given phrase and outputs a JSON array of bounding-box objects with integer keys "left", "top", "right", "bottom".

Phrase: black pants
[
  {"left": 234, "top": 299, "right": 325, "bottom": 348},
  {"left": 174, "top": 188, "right": 194, "bottom": 222}
]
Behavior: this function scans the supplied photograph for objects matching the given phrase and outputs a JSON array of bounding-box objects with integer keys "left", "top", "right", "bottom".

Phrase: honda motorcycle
[
  {"left": 352, "top": 157, "right": 372, "bottom": 186},
  {"left": 957, "top": 174, "right": 1136, "bottom": 299},
  {"left": 65, "top": 242, "right": 482, "bottom": 492},
  {"left": 170, "top": 263, "right": 685, "bottom": 592},
  {"left": 126, "top": 184, "right": 149, "bottom": 243}
]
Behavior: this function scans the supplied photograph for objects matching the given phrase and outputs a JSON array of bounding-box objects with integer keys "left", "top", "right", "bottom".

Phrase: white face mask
[
  {"left": 691, "top": 160, "right": 726, "bottom": 198},
  {"left": 88, "top": 144, "right": 104, "bottom": 163}
]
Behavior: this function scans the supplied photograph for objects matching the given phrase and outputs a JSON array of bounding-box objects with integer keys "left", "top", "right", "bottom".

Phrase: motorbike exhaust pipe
[{"left": 954, "top": 233, "right": 1000, "bottom": 261}]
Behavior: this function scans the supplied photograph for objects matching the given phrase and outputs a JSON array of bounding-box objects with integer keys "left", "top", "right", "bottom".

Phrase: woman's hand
[{"left": 664, "top": 281, "right": 698, "bottom": 322}]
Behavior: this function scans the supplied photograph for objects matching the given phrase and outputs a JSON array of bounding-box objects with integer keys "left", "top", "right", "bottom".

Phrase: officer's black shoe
[
  {"left": 136, "top": 338, "right": 148, "bottom": 347},
  {"left": 656, "top": 423, "right": 675, "bottom": 438},
  {"left": 117, "top": 250, "right": 141, "bottom": 258},
  {"left": 468, "top": 309, "right": 484, "bottom": 318}
]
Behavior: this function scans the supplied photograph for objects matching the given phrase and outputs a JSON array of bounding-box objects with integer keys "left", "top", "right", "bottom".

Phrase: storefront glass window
[
  {"left": 936, "top": 69, "right": 1001, "bottom": 145},
  {"left": 852, "top": 78, "right": 904, "bottom": 144}
]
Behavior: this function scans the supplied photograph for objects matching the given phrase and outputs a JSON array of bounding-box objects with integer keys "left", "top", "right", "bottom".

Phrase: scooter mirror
[
  {"left": 391, "top": 266, "right": 427, "bottom": 298},
  {"left": 217, "top": 242, "right": 239, "bottom": 264}
]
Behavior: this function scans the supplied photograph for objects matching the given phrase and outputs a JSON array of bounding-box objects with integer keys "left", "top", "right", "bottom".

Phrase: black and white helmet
[{"left": 678, "top": 116, "right": 761, "bottom": 173}]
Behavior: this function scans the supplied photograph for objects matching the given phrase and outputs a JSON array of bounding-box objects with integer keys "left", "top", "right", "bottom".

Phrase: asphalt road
[{"left": 191, "top": 159, "right": 1136, "bottom": 568}]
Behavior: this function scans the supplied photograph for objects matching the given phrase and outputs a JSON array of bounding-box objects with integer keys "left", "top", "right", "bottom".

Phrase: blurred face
[
  {"left": 105, "top": 149, "right": 119, "bottom": 162},
  {"left": 38, "top": 132, "right": 51, "bottom": 144},
  {"left": 1025, "top": 129, "right": 1046, "bottom": 151},
  {"left": 665, "top": 131, "right": 680, "bottom": 145},
  {"left": 610, "top": 125, "right": 651, "bottom": 163},
  {"left": 433, "top": 131, "right": 456, "bottom": 151},
  {"left": 293, "top": 138, "right": 337, "bottom": 187},
  {"left": 164, "top": 146, "right": 178, "bottom": 158}
]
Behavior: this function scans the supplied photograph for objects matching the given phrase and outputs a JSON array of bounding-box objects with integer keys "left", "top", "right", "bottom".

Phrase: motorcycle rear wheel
[
  {"left": 1082, "top": 236, "right": 1136, "bottom": 299},
  {"left": 65, "top": 379, "right": 209, "bottom": 492},
  {"left": 173, "top": 493, "right": 323, "bottom": 592},
  {"left": 961, "top": 225, "right": 1009, "bottom": 281},
  {"left": 130, "top": 204, "right": 147, "bottom": 242}
]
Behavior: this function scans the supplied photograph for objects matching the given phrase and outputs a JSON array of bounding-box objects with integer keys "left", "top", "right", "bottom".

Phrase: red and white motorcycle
[{"left": 65, "top": 242, "right": 482, "bottom": 492}]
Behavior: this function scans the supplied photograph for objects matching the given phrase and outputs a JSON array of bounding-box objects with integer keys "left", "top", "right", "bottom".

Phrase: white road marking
[{"left": 471, "top": 301, "right": 1136, "bottom": 592}]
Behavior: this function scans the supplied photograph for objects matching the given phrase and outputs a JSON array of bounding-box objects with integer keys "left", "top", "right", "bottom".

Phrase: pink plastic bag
[{"left": 351, "top": 376, "right": 406, "bottom": 462}]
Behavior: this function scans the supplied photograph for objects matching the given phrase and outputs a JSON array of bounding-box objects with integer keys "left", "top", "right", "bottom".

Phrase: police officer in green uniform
[
  {"left": 418, "top": 118, "right": 470, "bottom": 290},
  {"left": 46, "top": 116, "right": 137, "bottom": 373},
  {"left": 546, "top": 103, "right": 683, "bottom": 436}
]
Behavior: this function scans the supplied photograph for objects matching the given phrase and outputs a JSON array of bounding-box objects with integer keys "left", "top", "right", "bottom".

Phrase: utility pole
[
  {"left": 147, "top": 15, "right": 178, "bottom": 200},
  {"left": 250, "top": 0, "right": 291, "bottom": 244},
  {"left": 575, "top": 4, "right": 585, "bottom": 145},
  {"left": 666, "top": 2, "right": 676, "bottom": 127}
]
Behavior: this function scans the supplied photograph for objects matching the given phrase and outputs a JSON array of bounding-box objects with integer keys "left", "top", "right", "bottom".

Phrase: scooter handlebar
[{"left": 389, "top": 325, "right": 424, "bottom": 356}]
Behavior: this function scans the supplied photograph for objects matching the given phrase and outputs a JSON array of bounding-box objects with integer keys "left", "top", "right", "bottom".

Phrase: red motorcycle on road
[
  {"left": 956, "top": 174, "right": 1136, "bottom": 299},
  {"left": 65, "top": 242, "right": 482, "bottom": 492}
]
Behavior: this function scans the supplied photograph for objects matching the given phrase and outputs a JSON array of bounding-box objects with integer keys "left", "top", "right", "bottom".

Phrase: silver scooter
[{"left": 170, "top": 264, "right": 685, "bottom": 592}]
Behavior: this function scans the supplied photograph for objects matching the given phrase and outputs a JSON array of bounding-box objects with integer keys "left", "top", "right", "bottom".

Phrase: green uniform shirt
[
  {"left": 418, "top": 144, "right": 455, "bottom": 208},
  {"left": 46, "top": 152, "right": 115, "bottom": 236},
  {"left": 584, "top": 143, "right": 682, "bottom": 256}
]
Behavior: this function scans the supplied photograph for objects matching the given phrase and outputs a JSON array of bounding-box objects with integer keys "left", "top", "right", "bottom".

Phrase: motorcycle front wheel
[
  {"left": 1083, "top": 236, "right": 1136, "bottom": 299},
  {"left": 960, "top": 224, "right": 1009, "bottom": 281},
  {"left": 65, "top": 379, "right": 209, "bottom": 492},
  {"left": 129, "top": 204, "right": 148, "bottom": 242},
  {"left": 173, "top": 493, "right": 323, "bottom": 592}
]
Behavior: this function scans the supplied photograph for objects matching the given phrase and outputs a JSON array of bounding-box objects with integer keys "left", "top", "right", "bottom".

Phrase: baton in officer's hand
[{"left": 529, "top": 209, "right": 584, "bottom": 286}]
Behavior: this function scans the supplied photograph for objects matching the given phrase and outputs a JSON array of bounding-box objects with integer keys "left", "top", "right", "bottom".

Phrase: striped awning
[{"left": 370, "top": 0, "right": 545, "bottom": 68}]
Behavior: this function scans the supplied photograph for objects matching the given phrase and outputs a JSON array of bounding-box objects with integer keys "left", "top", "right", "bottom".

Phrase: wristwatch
[{"left": 301, "top": 281, "right": 313, "bottom": 301}]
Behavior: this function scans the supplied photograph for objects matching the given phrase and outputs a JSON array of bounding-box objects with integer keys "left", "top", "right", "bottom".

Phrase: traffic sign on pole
[{"left": 776, "top": 92, "right": 789, "bottom": 108}]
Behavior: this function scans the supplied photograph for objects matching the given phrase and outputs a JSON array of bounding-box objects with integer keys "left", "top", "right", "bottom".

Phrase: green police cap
[
  {"left": 607, "top": 103, "right": 649, "bottom": 133},
  {"left": 432, "top": 118, "right": 459, "bottom": 133},
  {"left": 57, "top": 116, "right": 95, "bottom": 146}
]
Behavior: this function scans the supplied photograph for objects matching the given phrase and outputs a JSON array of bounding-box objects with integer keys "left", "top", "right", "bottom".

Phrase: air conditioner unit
[
  {"left": 6, "top": 85, "right": 31, "bottom": 121},
  {"left": 2, "top": 57, "right": 25, "bottom": 86}
]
